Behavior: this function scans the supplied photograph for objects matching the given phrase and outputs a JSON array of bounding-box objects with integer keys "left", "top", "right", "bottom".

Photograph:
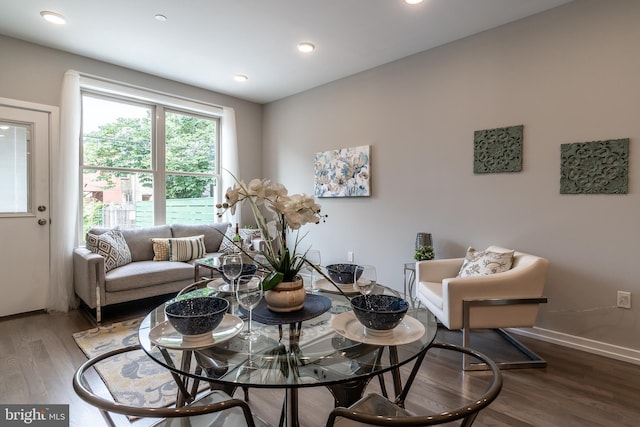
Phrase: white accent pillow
[
  {"left": 86, "top": 229, "right": 132, "bottom": 272},
  {"left": 458, "top": 246, "right": 514, "bottom": 278}
]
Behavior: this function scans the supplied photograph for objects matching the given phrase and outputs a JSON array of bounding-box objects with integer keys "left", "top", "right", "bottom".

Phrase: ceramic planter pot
[{"left": 264, "top": 277, "right": 306, "bottom": 312}]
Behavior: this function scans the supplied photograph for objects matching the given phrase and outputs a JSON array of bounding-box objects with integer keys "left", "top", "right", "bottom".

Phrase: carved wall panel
[
  {"left": 560, "top": 138, "right": 629, "bottom": 194},
  {"left": 473, "top": 125, "right": 523, "bottom": 174}
]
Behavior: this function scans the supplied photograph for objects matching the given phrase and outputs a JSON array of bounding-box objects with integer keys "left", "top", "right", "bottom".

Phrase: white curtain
[
  {"left": 47, "top": 70, "right": 80, "bottom": 312},
  {"left": 220, "top": 107, "right": 239, "bottom": 224}
]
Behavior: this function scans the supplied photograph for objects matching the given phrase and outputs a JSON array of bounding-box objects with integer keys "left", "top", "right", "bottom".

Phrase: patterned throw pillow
[
  {"left": 151, "top": 238, "right": 171, "bottom": 261},
  {"left": 218, "top": 225, "right": 236, "bottom": 253},
  {"left": 86, "top": 229, "right": 132, "bottom": 272},
  {"left": 458, "top": 247, "right": 515, "bottom": 278},
  {"left": 167, "top": 235, "right": 206, "bottom": 262},
  {"left": 219, "top": 226, "right": 261, "bottom": 253}
]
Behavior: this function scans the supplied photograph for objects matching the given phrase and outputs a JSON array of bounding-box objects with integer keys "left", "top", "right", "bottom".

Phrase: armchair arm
[
  {"left": 73, "top": 247, "right": 105, "bottom": 309},
  {"left": 416, "top": 258, "right": 464, "bottom": 283},
  {"left": 443, "top": 258, "right": 549, "bottom": 329},
  {"left": 444, "top": 259, "right": 547, "bottom": 301}
]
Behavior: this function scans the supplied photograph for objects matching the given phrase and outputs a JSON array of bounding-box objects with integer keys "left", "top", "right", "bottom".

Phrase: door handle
[{"left": 38, "top": 219, "right": 48, "bottom": 226}]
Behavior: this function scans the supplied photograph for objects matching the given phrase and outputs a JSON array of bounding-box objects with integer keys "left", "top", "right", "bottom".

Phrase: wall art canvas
[
  {"left": 314, "top": 145, "right": 370, "bottom": 198},
  {"left": 560, "top": 138, "right": 629, "bottom": 194},
  {"left": 474, "top": 125, "right": 523, "bottom": 174}
]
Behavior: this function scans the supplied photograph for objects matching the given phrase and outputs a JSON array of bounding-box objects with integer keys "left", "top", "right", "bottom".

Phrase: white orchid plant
[{"left": 216, "top": 173, "right": 327, "bottom": 291}]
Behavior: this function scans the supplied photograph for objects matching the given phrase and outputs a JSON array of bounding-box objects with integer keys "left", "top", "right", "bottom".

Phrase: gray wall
[
  {"left": 263, "top": 0, "right": 640, "bottom": 353},
  {"left": 0, "top": 34, "right": 263, "bottom": 228}
]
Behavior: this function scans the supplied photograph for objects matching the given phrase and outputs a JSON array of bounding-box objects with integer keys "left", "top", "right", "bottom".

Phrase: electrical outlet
[
  {"left": 347, "top": 251, "right": 354, "bottom": 262},
  {"left": 617, "top": 291, "right": 631, "bottom": 309}
]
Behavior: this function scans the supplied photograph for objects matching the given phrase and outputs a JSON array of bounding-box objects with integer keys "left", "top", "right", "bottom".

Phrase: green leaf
[{"left": 263, "top": 271, "right": 284, "bottom": 291}]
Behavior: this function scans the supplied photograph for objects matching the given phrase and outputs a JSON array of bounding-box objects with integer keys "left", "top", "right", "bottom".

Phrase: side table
[
  {"left": 194, "top": 257, "right": 221, "bottom": 281},
  {"left": 403, "top": 262, "right": 416, "bottom": 307},
  {"left": 194, "top": 253, "right": 267, "bottom": 281}
]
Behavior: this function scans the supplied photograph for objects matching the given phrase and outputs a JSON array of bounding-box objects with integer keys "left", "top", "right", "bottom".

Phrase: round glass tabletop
[{"left": 138, "top": 286, "right": 437, "bottom": 390}]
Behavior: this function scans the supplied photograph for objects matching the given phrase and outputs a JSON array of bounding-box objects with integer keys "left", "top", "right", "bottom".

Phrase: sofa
[{"left": 73, "top": 222, "right": 230, "bottom": 323}]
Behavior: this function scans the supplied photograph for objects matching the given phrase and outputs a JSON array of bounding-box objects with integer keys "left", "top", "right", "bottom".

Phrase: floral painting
[{"left": 314, "top": 145, "right": 370, "bottom": 197}]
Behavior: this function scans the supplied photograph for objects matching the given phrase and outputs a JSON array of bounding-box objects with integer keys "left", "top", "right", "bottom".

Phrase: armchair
[{"left": 415, "top": 245, "right": 549, "bottom": 370}]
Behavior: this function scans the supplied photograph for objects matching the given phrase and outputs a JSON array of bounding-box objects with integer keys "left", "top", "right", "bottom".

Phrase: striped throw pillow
[{"left": 168, "top": 235, "right": 206, "bottom": 262}]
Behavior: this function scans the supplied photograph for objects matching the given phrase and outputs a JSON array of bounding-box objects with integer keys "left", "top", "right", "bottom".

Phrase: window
[
  {"left": 0, "top": 122, "right": 30, "bottom": 214},
  {"left": 81, "top": 92, "right": 220, "bottom": 234}
]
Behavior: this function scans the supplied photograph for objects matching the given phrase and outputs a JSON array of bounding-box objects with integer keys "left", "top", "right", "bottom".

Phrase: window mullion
[{"left": 154, "top": 106, "right": 166, "bottom": 225}]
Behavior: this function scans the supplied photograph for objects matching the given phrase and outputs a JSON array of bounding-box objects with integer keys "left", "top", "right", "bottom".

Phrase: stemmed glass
[
  {"left": 305, "top": 250, "right": 322, "bottom": 293},
  {"left": 355, "top": 265, "right": 376, "bottom": 306},
  {"left": 221, "top": 253, "right": 243, "bottom": 292},
  {"left": 235, "top": 274, "right": 263, "bottom": 340}
]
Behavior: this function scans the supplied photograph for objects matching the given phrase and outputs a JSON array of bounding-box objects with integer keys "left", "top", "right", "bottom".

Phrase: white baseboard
[{"left": 508, "top": 327, "right": 640, "bottom": 366}]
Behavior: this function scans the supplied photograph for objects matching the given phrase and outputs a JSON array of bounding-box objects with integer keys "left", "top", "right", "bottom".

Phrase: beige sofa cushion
[
  {"left": 105, "top": 260, "right": 194, "bottom": 292},
  {"left": 121, "top": 225, "right": 173, "bottom": 262},
  {"left": 170, "top": 223, "right": 228, "bottom": 253}
]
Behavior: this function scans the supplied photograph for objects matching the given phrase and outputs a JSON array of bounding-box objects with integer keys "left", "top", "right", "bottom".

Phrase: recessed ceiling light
[
  {"left": 155, "top": 14, "right": 167, "bottom": 22},
  {"left": 404, "top": 0, "right": 424, "bottom": 4},
  {"left": 297, "top": 42, "right": 315, "bottom": 53},
  {"left": 234, "top": 74, "right": 249, "bottom": 82},
  {"left": 40, "top": 11, "right": 66, "bottom": 25}
]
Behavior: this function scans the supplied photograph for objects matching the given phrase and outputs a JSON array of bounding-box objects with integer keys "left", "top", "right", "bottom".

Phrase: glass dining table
[{"left": 138, "top": 282, "right": 437, "bottom": 427}]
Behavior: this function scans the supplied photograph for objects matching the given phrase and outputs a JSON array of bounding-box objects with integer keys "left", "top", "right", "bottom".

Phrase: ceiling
[{"left": 0, "top": 0, "right": 571, "bottom": 104}]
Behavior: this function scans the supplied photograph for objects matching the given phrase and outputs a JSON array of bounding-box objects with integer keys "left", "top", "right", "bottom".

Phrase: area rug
[{"left": 73, "top": 318, "right": 181, "bottom": 412}]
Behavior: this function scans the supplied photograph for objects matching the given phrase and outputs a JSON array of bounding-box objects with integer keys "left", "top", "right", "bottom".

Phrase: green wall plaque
[
  {"left": 560, "top": 138, "right": 629, "bottom": 194},
  {"left": 474, "top": 125, "right": 523, "bottom": 174}
]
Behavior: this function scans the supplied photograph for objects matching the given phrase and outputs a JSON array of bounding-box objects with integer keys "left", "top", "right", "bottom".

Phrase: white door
[{"left": 0, "top": 100, "right": 52, "bottom": 316}]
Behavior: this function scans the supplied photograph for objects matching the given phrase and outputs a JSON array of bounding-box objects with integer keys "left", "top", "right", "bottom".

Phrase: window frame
[{"left": 79, "top": 78, "right": 222, "bottom": 233}]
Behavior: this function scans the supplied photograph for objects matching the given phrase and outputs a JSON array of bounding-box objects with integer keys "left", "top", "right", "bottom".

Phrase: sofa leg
[
  {"left": 77, "top": 301, "right": 100, "bottom": 326},
  {"left": 95, "top": 284, "right": 102, "bottom": 325}
]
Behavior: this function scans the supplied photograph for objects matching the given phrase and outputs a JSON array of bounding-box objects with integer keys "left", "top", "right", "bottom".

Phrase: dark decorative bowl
[
  {"left": 221, "top": 264, "right": 258, "bottom": 284},
  {"left": 326, "top": 263, "right": 363, "bottom": 284},
  {"left": 165, "top": 296, "right": 229, "bottom": 336},
  {"left": 350, "top": 295, "right": 409, "bottom": 332}
]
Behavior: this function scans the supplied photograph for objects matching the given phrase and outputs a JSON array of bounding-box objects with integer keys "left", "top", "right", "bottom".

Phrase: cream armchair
[{"left": 415, "top": 245, "right": 549, "bottom": 370}]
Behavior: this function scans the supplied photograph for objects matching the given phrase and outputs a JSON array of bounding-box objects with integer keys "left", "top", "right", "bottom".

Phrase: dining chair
[
  {"left": 325, "top": 342, "right": 503, "bottom": 427},
  {"left": 73, "top": 343, "right": 268, "bottom": 427}
]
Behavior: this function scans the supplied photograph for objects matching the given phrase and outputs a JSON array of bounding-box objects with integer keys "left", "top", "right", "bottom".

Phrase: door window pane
[{"left": 0, "top": 123, "right": 30, "bottom": 214}]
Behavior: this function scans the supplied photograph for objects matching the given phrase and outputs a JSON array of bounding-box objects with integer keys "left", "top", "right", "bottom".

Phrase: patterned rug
[{"left": 73, "top": 318, "right": 180, "bottom": 412}]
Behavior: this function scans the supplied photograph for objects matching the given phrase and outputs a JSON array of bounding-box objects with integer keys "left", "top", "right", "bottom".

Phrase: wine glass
[
  {"left": 355, "top": 265, "right": 377, "bottom": 297},
  {"left": 221, "top": 253, "right": 243, "bottom": 292},
  {"left": 236, "top": 274, "right": 263, "bottom": 340},
  {"left": 305, "top": 250, "right": 322, "bottom": 293}
]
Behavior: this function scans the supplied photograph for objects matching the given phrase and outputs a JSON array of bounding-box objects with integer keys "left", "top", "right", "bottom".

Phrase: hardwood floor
[{"left": 1, "top": 305, "right": 638, "bottom": 426}]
